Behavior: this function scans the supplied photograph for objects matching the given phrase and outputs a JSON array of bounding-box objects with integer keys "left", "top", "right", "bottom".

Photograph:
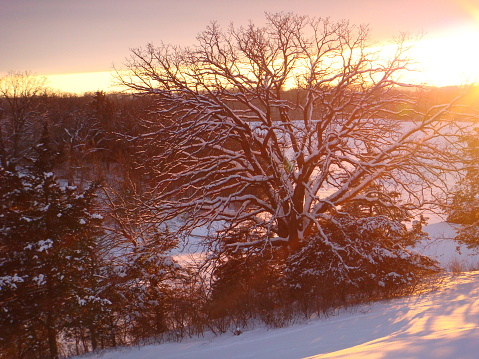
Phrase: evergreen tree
[
  {"left": 209, "top": 185, "right": 438, "bottom": 324},
  {"left": 0, "top": 125, "right": 106, "bottom": 358},
  {"left": 447, "top": 129, "right": 479, "bottom": 248},
  {"left": 104, "top": 225, "right": 184, "bottom": 342}
]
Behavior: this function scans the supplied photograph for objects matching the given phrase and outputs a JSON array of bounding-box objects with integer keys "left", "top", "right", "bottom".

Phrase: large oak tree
[{"left": 119, "top": 13, "right": 473, "bottom": 273}]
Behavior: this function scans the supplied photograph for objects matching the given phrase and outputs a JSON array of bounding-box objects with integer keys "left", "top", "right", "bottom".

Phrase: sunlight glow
[
  {"left": 459, "top": 0, "right": 479, "bottom": 23},
  {"left": 406, "top": 26, "right": 479, "bottom": 86},
  {"left": 45, "top": 71, "right": 121, "bottom": 94},
  {"left": 44, "top": 24, "right": 479, "bottom": 95}
]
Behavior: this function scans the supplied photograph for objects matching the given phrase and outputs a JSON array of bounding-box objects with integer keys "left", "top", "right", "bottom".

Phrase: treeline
[{"left": 0, "top": 73, "right": 476, "bottom": 358}]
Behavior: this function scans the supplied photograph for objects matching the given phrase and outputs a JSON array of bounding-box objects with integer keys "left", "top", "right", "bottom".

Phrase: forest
[{"left": 2, "top": 13, "right": 479, "bottom": 359}]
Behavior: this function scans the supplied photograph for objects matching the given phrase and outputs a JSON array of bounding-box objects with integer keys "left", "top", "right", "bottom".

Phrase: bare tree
[
  {"left": 0, "top": 71, "right": 47, "bottom": 157},
  {"left": 119, "top": 13, "right": 473, "bottom": 257}
]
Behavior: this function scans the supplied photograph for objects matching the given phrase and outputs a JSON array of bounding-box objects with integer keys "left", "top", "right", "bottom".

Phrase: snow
[
  {"left": 416, "top": 222, "right": 479, "bottom": 270},
  {"left": 72, "top": 222, "right": 479, "bottom": 359},
  {"left": 32, "top": 274, "right": 45, "bottom": 286},
  {"left": 37, "top": 239, "right": 53, "bottom": 252},
  {"left": 80, "top": 272, "right": 479, "bottom": 359},
  {"left": 173, "top": 220, "right": 479, "bottom": 270},
  {"left": 0, "top": 273, "right": 24, "bottom": 290}
]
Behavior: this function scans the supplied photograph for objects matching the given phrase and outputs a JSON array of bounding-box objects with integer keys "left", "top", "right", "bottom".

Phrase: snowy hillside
[
  {"left": 81, "top": 271, "right": 479, "bottom": 359},
  {"left": 417, "top": 222, "right": 479, "bottom": 270},
  {"left": 72, "top": 223, "right": 479, "bottom": 359}
]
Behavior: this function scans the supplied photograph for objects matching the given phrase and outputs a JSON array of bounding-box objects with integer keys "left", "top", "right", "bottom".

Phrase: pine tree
[
  {"left": 209, "top": 185, "right": 438, "bottom": 322},
  {"left": 0, "top": 125, "right": 106, "bottom": 358},
  {"left": 447, "top": 129, "right": 479, "bottom": 248},
  {"left": 108, "top": 226, "right": 183, "bottom": 342}
]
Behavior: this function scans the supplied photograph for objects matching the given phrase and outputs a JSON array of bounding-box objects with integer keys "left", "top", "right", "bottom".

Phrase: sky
[{"left": 2, "top": 0, "right": 479, "bottom": 93}]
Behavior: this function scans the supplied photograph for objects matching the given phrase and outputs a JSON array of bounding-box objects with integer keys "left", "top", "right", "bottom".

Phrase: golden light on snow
[{"left": 314, "top": 274, "right": 479, "bottom": 359}]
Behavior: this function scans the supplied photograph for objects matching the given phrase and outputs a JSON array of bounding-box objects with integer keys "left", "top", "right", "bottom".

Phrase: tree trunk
[
  {"left": 47, "top": 314, "right": 58, "bottom": 359},
  {"left": 90, "top": 325, "right": 98, "bottom": 351}
]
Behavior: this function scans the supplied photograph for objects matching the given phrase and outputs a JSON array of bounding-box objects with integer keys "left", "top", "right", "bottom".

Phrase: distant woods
[{"left": 1, "top": 71, "right": 474, "bottom": 177}]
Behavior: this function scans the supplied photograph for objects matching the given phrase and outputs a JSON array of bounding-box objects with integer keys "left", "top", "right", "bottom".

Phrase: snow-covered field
[
  {"left": 418, "top": 222, "right": 479, "bottom": 271},
  {"left": 78, "top": 223, "right": 479, "bottom": 359}
]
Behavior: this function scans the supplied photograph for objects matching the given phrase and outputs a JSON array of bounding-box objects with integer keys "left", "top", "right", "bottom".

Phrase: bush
[
  {"left": 209, "top": 214, "right": 439, "bottom": 327},
  {"left": 285, "top": 214, "right": 439, "bottom": 311}
]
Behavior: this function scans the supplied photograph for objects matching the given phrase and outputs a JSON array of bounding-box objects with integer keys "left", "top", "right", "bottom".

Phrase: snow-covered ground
[
  {"left": 78, "top": 222, "right": 479, "bottom": 359},
  {"left": 174, "top": 221, "right": 479, "bottom": 271},
  {"left": 417, "top": 222, "right": 479, "bottom": 271},
  {"left": 81, "top": 271, "right": 479, "bottom": 359}
]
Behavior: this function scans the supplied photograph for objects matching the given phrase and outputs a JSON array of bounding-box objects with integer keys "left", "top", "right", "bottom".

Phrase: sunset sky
[{"left": 2, "top": 0, "right": 479, "bottom": 93}]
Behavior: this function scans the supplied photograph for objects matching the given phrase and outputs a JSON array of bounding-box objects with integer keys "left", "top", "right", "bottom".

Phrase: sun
[{"left": 406, "top": 26, "right": 479, "bottom": 87}]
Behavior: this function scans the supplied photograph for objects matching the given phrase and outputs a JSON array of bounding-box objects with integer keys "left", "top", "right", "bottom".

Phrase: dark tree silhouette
[{"left": 0, "top": 126, "right": 105, "bottom": 358}]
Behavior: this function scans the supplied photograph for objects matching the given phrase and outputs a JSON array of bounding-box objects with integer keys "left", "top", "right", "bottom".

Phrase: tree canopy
[{"left": 119, "top": 13, "right": 473, "bottom": 254}]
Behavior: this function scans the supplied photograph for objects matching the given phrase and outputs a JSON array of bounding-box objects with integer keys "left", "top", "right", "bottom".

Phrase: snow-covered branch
[{"left": 118, "top": 13, "right": 476, "bottom": 253}]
